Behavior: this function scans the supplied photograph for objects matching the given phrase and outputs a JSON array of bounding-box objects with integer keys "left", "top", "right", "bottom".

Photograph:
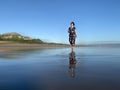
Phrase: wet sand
[{"left": 0, "top": 44, "right": 120, "bottom": 90}]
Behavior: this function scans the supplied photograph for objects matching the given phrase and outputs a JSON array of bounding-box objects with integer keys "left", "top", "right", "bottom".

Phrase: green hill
[{"left": 0, "top": 32, "right": 44, "bottom": 44}]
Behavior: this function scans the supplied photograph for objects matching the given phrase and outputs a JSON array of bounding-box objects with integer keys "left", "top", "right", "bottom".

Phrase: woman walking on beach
[{"left": 68, "top": 22, "right": 77, "bottom": 51}]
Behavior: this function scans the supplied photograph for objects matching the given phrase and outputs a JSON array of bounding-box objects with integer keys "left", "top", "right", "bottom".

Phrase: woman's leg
[
  {"left": 69, "top": 37, "right": 72, "bottom": 45},
  {"left": 72, "top": 45, "right": 74, "bottom": 52},
  {"left": 69, "top": 36, "right": 75, "bottom": 51},
  {"left": 72, "top": 37, "right": 75, "bottom": 51}
]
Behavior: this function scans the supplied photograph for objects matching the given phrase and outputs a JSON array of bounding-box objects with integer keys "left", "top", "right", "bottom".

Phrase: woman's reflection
[{"left": 69, "top": 51, "right": 77, "bottom": 78}]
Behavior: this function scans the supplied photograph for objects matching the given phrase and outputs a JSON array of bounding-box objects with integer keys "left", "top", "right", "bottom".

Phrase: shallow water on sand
[{"left": 0, "top": 47, "right": 120, "bottom": 90}]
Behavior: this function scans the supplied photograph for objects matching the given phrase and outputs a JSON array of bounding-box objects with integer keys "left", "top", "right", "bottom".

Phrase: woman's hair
[{"left": 71, "top": 22, "right": 75, "bottom": 26}]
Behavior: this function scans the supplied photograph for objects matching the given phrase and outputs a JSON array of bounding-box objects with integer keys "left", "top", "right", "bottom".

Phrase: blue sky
[{"left": 0, "top": 0, "right": 120, "bottom": 44}]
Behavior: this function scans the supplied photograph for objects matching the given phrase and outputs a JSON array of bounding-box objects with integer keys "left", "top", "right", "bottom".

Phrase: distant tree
[
  {"left": 32, "top": 39, "right": 44, "bottom": 43},
  {"left": 0, "top": 35, "right": 3, "bottom": 40}
]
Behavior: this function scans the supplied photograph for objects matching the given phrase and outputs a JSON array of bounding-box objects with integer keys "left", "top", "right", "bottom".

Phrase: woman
[{"left": 68, "top": 22, "right": 77, "bottom": 51}]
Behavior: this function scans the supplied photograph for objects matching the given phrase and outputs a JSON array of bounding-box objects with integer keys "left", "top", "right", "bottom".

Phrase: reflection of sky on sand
[
  {"left": 0, "top": 48, "right": 54, "bottom": 59},
  {"left": 0, "top": 47, "right": 120, "bottom": 90},
  {"left": 0, "top": 50, "right": 38, "bottom": 59}
]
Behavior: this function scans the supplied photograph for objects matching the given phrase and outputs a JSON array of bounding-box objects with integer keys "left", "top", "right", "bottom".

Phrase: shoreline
[
  {"left": 0, "top": 43, "right": 71, "bottom": 48},
  {"left": 0, "top": 43, "right": 70, "bottom": 53},
  {"left": 0, "top": 41, "right": 120, "bottom": 53}
]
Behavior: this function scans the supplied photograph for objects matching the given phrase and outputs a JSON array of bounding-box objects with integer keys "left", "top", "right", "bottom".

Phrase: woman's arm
[
  {"left": 68, "top": 29, "right": 70, "bottom": 33},
  {"left": 74, "top": 30, "right": 77, "bottom": 37}
]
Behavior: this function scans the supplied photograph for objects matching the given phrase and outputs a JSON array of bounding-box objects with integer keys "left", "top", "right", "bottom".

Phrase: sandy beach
[{"left": 0, "top": 41, "right": 70, "bottom": 52}]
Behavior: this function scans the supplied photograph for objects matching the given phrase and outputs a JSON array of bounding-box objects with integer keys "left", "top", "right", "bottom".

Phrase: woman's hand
[{"left": 75, "top": 35, "right": 77, "bottom": 37}]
